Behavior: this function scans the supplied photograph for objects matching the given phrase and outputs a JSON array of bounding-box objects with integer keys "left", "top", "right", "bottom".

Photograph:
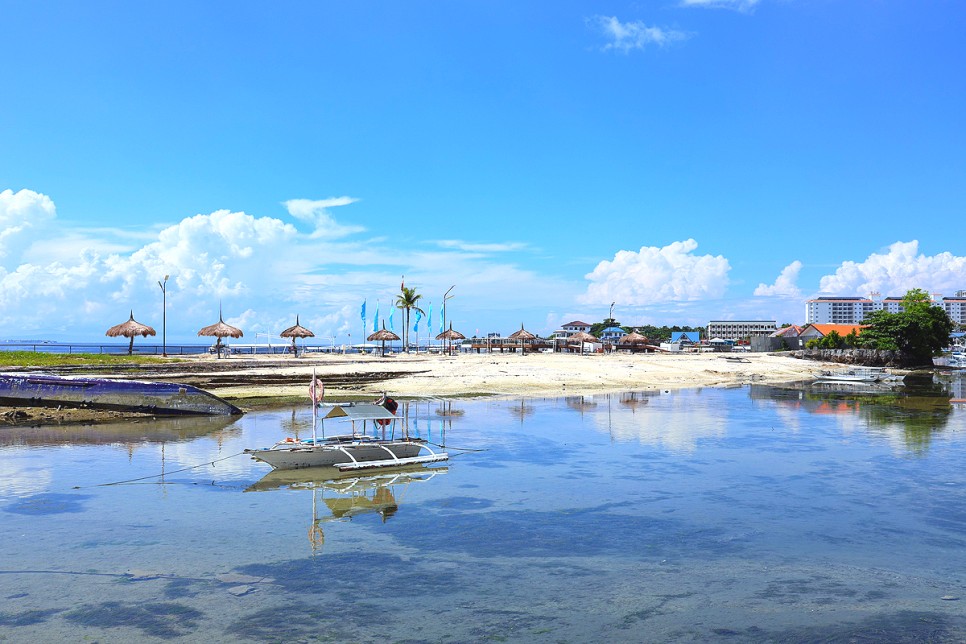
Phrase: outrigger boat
[
  {"left": 244, "top": 379, "right": 448, "bottom": 471},
  {"left": 815, "top": 366, "right": 904, "bottom": 384}
]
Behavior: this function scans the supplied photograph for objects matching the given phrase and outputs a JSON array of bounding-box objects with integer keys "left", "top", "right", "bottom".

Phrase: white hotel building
[
  {"left": 706, "top": 320, "right": 778, "bottom": 342},
  {"left": 805, "top": 292, "right": 966, "bottom": 325}
]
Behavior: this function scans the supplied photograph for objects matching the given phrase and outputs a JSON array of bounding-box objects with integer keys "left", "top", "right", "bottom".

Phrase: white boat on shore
[
  {"left": 244, "top": 393, "right": 448, "bottom": 471},
  {"left": 815, "top": 367, "right": 904, "bottom": 384}
]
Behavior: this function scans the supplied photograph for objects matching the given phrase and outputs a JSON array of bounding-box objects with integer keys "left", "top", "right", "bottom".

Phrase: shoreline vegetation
[{"left": 0, "top": 351, "right": 838, "bottom": 427}]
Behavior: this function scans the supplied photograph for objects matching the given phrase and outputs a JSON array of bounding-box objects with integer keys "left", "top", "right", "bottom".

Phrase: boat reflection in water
[
  {"left": 245, "top": 464, "right": 447, "bottom": 552},
  {"left": 0, "top": 414, "right": 241, "bottom": 448}
]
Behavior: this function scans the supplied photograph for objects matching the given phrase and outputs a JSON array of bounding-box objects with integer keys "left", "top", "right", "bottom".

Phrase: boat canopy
[{"left": 318, "top": 402, "right": 396, "bottom": 421}]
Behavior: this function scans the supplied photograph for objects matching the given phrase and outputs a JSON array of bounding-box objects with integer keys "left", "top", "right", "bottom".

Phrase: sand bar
[{"left": 182, "top": 351, "right": 830, "bottom": 401}]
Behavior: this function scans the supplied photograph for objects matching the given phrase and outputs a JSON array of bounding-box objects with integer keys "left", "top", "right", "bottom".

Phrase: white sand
[{"left": 198, "top": 351, "right": 829, "bottom": 401}]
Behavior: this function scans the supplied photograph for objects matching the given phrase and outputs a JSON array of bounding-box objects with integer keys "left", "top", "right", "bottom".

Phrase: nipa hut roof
[
  {"left": 436, "top": 323, "right": 465, "bottom": 341},
  {"left": 569, "top": 331, "right": 597, "bottom": 343},
  {"left": 198, "top": 312, "right": 244, "bottom": 339},
  {"left": 280, "top": 315, "right": 315, "bottom": 339},
  {"left": 106, "top": 311, "right": 156, "bottom": 338},
  {"left": 508, "top": 324, "right": 536, "bottom": 340},
  {"left": 368, "top": 328, "right": 400, "bottom": 342},
  {"left": 619, "top": 332, "right": 647, "bottom": 344}
]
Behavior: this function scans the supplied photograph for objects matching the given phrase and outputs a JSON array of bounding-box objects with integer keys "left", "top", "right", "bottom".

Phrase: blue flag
[
  {"left": 427, "top": 302, "right": 432, "bottom": 334},
  {"left": 360, "top": 300, "right": 366, "bottom": 321},
  {"left": 373, "top": 303, "right": 379, "bottom": 333},
  {"left": 439, "top": 304, "right": 444, "bottom": 334},
  {"left": 389, "top": 305, "right": 395, "bottom": 331},
  {"left": 413, "top": 309, "right": 422, "bottom": 332}
]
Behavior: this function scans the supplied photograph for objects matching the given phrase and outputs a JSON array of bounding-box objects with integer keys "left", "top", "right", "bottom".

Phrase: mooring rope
[{"left": 74, "top": 451, "right": 248, "bottom": 488}]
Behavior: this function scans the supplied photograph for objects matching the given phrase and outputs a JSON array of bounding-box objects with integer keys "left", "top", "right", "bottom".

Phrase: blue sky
[{"left": 1, "top": 1, "right": 964, "bottom": 344}]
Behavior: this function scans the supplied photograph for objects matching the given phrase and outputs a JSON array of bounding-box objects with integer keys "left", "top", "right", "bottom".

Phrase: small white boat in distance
[
  {"left": 245, "top": 398, "right": 448, "bottom": 471},
  {"left": 815, "top": 366, "right": 904, "bottom": 384}
]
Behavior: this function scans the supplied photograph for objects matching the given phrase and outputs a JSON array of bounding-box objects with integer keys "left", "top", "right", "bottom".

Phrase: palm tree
[{"left": 395, "top": 286, "right": 425, "bottom": 353}]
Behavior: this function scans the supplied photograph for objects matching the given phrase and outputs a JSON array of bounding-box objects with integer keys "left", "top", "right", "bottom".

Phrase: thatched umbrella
[
  {"left": 106, "top": 311, "right": 156, "bottom": 355},
  {"left": 508, "top": 324, "right": 537, "bottom": 354},
  {"left": 280, "top": 315, "right": 315, "bottom": 357},
  {"left": 198, "top": 309, "right": 244, "bottom": 358},
  {"left": 569, "top": 331, "right": 597, "bottom": 354},
  {"left": 436, "top": 323, "right": 465, "bottom": 355},
  {"left": 368, "top": 324, "right": 400, "bottom": 357}
]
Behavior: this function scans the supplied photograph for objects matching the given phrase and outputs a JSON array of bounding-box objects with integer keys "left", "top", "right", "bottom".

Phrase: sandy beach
[
  {"left": 0, "top": 351, "right": 835, "bottom": 425},
  {"left": 179, "top": 350, "right": 829, "bottom": 402}
]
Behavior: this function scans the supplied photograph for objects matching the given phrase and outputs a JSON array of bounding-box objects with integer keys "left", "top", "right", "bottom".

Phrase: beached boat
[
  {"left": 244, "top": 396, "right": 448, "bottom": 471},
  {"left": 0, "top": 372, "right": 243, "bottom": 416},
  {"left": 815, "top": 367, "right": 904, "bottom": 384}
]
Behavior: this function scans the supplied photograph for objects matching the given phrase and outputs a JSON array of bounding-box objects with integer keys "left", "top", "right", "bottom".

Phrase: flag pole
[{"left": 311, "top": 367, "right": 318, "bottom": 443}]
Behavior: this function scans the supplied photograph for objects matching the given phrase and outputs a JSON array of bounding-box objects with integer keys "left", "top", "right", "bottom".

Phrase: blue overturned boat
[{"left": 0, "top": 373, "right": 243, "bottom": 416}]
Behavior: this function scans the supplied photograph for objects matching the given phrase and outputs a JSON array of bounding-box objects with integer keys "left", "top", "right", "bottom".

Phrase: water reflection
[
  {"left": 5, "top": 385, "right": 966, "bottom": 641},
  {"left": 581, "top": 390, "right": 725, "bottom": 453},
  {"left": 751, "top": 374, "right": 961, "bottom": 455},
  {"left": 0, "top": 414, "right": 240, "bottom": 448},
  {"left": 245, "top": 465, "right": 447, "bottom": 553}
]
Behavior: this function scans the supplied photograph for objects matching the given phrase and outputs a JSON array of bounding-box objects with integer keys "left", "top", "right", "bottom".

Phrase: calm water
[{"left": 2, "top": 375, "right": 966, "bottom": 642}]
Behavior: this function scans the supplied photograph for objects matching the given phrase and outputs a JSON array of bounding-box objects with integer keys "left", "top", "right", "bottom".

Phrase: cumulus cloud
[
  {"left": 817, "top": 241, "right": 966, "bottom": 297},
  {"left": 0, "top": 188, "right": 577, "bottom": 341},
  {"left": 754, "top": 260, "right": 803, "bottom": 297},
  {"left": 680, "top": 0, "right": 760, "bottom": 11},
  {"left": 591, "top": 16, "right": 689, "bottom": 53},
  {"left": 0, "top": 188, "right": 56, "bottom": 262},
  {"left": 580, "top": 239, "right": 730, "bottom": 306}
]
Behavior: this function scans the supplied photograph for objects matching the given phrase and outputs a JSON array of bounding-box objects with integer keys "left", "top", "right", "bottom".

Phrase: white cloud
[
  {"left": 580, "top": 239, "right": 730, "bottom": 306},
  {"left": 0, "top": 188, "right": 578, "bottom": 341},
  {"left": 591, "top": 16, "right": 689, "bottom": 53},
  {"left": 754, "top": 260, "right": 803, "bottom": 297},
  {"left": 817, "top": 241, "right": 966, "bottom": 297},
  {"left": 435, "top": 240, "right": 528, "bottom": 253},
  {"left": 680, "top": 0, "right": 760, "bottom": 11},
  {"left": 0, "top": 188, "right": 56, "bottom": 262},
  {"left": 283, "top": 197, "right": 364, "bottom": 239}
]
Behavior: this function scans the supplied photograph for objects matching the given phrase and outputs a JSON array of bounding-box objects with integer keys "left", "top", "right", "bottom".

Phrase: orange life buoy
[{"left": 376, "top": 396, "right": 398, "bottom": 426}]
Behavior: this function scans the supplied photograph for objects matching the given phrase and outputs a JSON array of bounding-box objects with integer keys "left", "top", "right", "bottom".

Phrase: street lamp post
[
  {"left": 158, "top": 275, "right": 169, "bottom": 356},
  {"left": 442, "top": 285, "right": 455, "bottom": 355}
]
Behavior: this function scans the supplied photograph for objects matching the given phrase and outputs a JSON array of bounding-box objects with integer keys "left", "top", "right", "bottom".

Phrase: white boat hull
[{"left": 245, "top": 439, "right": 432, "bottom": 470}]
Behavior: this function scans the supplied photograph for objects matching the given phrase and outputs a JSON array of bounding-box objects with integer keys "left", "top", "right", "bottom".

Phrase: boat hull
[
  {"left": 245, "top": 440, "right": 428, "bottom": 470},
  {"left": 0, "top": 373, "right": 243, "bottom": 416}
]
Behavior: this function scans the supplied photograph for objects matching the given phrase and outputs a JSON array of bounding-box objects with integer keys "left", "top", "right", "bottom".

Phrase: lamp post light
[
  {"left": 158, "top": 275, "right": 169, "bottom": 356},
  {"left": 442, "top": 285, "right": 455, "bottom": 355}
]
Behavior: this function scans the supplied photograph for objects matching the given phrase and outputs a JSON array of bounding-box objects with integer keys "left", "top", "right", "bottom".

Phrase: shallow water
[{"left": 2, "top": 375, "right": 966, "bottom": 642}]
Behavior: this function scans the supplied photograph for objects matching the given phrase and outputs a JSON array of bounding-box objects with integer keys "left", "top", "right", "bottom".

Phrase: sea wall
[{"left": 791, "top": 348, "right": 905, "bottom": 367}]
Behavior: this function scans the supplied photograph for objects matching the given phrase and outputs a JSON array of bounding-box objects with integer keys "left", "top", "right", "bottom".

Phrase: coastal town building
[
  {"left": 661, "top": 331, "right": 701, "bottom": 352},
  {"left": 805, "top": 291, "right": 966, "bottom": 325},
  {"left": 706, "top": 320, "right": 777, "bottom": 342},
  {"left": 551, "top": 320, "right": 592, "bottom": 340},
  {"left": 941, "top": 292, "right": 966, "bottom": 325},
  {"left": 798, "top": 324, "right": 866, "bottom": 343},
  {"left": 599, "top": 326, "right": 627, "bottom": 343}
]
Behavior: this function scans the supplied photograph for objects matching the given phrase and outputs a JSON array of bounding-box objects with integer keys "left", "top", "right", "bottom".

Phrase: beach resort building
[
  {"left": 661, "top": 331, "right": 701, "bottom": 352},
  {"left": 798, "top": 324, "right": 866, "bottom": 343},
  {"left": 941, "top": 292, "right": 966, "bottom": 325},
  {"left": 706, "top": 321, "right": 777, "bottom": 342},
  {"left": 805, "top": 292, "right": 966, "bottom": 325},
  {"left": 551, "top": 320, "right": 592, "bottom": 340},
  {"left": 599, "top": 326, "right": 627, "bottom": 343}
]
